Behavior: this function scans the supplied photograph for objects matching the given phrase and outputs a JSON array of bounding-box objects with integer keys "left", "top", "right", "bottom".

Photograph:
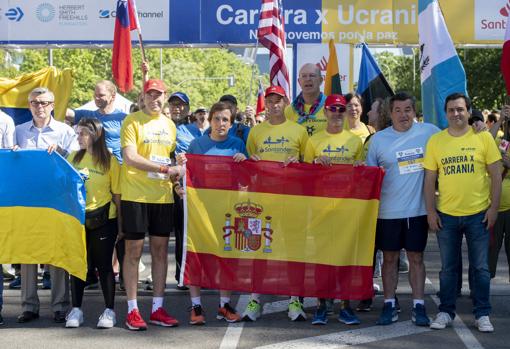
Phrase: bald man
[{"left": 285, "top": 63, "right": 327, "bottom": 137}]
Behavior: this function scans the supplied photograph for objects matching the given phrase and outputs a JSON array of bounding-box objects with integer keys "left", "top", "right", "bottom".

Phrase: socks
[
  {"left": 413, "top": 299, "right": 424, "bottom": 307},
  {"left": 250, "top": 293, "right": 261, "bottom": 303},
  {"left": 220, "top": 297, "right": 230, "bottom": 308},
  {"left": 152, "top": 297, "right": 164, "bottom": 313},
  {"left": 384, "top": 298, "right": 396, "bottom": 307},
  {"left": 127, "top": 299, "right": 138, "bottom": 313},
  {"left": 191, "top": 297, "right": 201, "bottom": 307}
]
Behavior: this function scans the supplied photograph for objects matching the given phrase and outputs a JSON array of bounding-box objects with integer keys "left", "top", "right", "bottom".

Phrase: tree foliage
[
  {"left": 375, "top": 48, "right": 506, "bottom": 112},
  {"left": 0, "top": 48, "right": 266, "bottom": 110}
]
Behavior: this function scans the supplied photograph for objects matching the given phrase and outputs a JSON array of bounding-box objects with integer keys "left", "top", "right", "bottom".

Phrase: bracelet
[{"left": 159, "top": 165, "right": 170, "bottom": 174}]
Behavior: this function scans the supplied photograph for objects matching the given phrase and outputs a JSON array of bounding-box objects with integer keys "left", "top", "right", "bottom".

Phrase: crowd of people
[{"left": 0, "top": 62, "right": 509, "bottom": 335}]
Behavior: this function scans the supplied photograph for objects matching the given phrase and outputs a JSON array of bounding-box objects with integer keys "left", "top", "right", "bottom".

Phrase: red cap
[
  {"left": 143, "top": 79, "right": 167, "bottom": 93},
  {"left": 264, "top": 85, "right": 287, "bottom": 98},
  {"left": 325, "top": 94, "right": 346, "bottom": 108}
]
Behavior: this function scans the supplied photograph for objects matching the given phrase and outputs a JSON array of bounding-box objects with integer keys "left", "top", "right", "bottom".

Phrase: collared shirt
[
  {"left": 15, "top": 117, "right": 79, "bottom": 156},
  {"left": 0, "top": 110, "right": 15, "bottom": 148}
]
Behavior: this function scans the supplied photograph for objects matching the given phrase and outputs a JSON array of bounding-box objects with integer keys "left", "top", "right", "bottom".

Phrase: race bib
[
  {"left": 396, "top": 148, "right": 424, "bottom": 175},
  {"left": 148, "top": 155, "right": 171, "bottom": 180}
]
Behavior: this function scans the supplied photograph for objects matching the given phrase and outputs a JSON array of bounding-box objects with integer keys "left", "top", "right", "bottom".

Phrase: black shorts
[
  {"left": 376, "top": 215, "right": 429, "bottom": 252},
  {"left": 121, "top": 201, "right": 174, "bottom": 240}
]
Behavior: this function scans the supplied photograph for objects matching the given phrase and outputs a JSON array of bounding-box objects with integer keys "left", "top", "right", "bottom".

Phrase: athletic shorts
[
  {"left": 121, "top": 201, "right": 174, "bottom": 240},
  {"left": 375, "top": 215, "right": 429, "bottom": 252}
]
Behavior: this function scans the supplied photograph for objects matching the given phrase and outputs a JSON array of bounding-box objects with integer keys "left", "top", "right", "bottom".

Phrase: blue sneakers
[
  {"left": 338, "top": 307, "right": 360, "bottom": 325},
  {"left": 377, "top": 302, "right": 398, "bottom": 325},
  {"left": 411, "top": 303, "right": 430, "bottom": 326},
  {"left": 312, "top": 306, "right": 328, "bottom": 325}
]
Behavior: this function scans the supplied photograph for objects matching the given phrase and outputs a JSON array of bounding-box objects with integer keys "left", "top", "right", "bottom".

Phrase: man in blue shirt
[
  {"left": 66, "top": 80, "right": 126, "bottom": 163},
  {"left": 366, "top": 92, "right": 439, "bottom": 327}
]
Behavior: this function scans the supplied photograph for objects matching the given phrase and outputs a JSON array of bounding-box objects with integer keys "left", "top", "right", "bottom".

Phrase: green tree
[{"left": 1, "top": 47, "right": 267, "bottom": 111}]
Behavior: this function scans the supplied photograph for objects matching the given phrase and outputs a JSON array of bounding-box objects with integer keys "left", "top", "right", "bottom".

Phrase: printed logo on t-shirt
[
  {"left": 396, "top": 147, "right": 424, "bottom": 175},
  {"left": 322, "top": 144, "right": 354, "bottom": 163},
  {"left": 440, "top": 148, "right": 476, "bottom": 176},
  {"left": 260, "top": 136, "right": 292, "bottom": 154},
  {"left": 143, "top": 128, "right": 173, "bottom": 146}
]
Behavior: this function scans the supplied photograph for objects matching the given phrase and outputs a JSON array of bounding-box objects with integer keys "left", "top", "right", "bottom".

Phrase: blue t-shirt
[
  {"left": 366, "top": 122, "right": 440, "bottom": 219},
  {"left": 74, "top": 109, "right": 126, "bottom": 163},
  {"left": 176, "top": 123, "right": 204, "bottom": 153},
  {"left": 188, "top": 134, "right": 247, "bottom": 157},
  {"left": 228, "top": 122, "right": 250, "bottom": 144}
]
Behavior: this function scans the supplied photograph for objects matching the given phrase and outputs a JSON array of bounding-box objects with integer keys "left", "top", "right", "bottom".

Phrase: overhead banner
[{"left": 0, "top": 0, "right": 508, "bottom": 45}]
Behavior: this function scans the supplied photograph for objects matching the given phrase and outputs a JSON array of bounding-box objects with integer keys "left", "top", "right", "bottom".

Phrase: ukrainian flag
[
  {"left": 0, "top": 66, "right": 74, "bottom": 125},
  {"left": 182, "top": 155, "right": 384, "bottom": 300},
  {"left": 0, "top": 149, "right": 87, "bottom": 280}
]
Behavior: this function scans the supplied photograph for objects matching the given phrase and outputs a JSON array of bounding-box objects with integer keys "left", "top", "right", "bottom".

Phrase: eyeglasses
[
  {"left": 30, "top": 100, "right": 53, "bottom": 107},
  {"left": 326, "top": 106, "right": 346, "bottom": 113}
]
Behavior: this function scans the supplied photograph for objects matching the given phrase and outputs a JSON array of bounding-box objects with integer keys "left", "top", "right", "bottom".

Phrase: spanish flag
[
  {"left": 182, "top": 155, "right": 384, "bottom": 299},
  {"left": 0, "top": 150, "right": 87, "bottom": 280},
  {"left": 0, "top": 66, "right": 74, "bottom": 125},
  {"left": 324, "top": 39, "right": 342, "bottom": 96}
]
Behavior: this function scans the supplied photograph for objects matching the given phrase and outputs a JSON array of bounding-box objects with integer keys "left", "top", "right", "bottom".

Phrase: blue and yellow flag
[
  {"left": 0, "top": 66, "right": 74, "bottom": 125},
  {"left": 0, "top": 149, "right": 87, "bottom": 280}
]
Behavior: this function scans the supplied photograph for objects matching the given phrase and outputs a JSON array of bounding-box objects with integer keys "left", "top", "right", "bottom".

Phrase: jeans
[
  {"left": 0, "top": 264, "right": 3, "bottom": 311},
  {"left": 436, "top": 211, "right": 491, "bottom": 319}
]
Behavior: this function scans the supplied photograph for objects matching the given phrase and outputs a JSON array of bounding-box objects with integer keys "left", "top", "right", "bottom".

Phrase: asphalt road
[{"left": 1, "top": 235, "right": 509, "bottom": 349}]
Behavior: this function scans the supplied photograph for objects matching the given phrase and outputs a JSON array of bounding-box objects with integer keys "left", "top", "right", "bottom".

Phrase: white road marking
[
  {"left": 253, "top": 320, "right": 431, "bottom": 349},
  {"left": 430, "top": 295, "right": 485, "bottom": 349},
  {"left": 218, "top": 295, "right": 250, "bottom": 349}
]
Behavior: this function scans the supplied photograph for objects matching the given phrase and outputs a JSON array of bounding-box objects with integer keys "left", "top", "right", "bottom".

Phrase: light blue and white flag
[{"left": 419, "top": 0, "right": 467, "bottom": 129}]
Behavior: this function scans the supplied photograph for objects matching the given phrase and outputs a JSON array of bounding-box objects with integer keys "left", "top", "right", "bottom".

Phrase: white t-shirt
[{"left": 0, "top": 110, "right": 15, "bottom": 148}]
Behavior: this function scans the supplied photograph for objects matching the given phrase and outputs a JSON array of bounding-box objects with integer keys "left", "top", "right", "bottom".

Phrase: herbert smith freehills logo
[{"left": 36, "top": 3, "right": 56, "bottom": 22}]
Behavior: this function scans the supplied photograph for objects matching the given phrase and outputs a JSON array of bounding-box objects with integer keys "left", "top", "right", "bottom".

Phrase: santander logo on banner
[{"left": 475, "top": 0, "right": 508, "bottom": 40}]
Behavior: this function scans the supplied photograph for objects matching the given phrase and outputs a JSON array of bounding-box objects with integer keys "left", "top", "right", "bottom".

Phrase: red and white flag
[
  {"left": 257, "top": 0, "right": 290, "bottom": 99},
  {"left": 501, "top": 13, "right": 510, "bottom": 95},
  {"left": 256, "top": 80, "right": 265, "bottom": 116}
]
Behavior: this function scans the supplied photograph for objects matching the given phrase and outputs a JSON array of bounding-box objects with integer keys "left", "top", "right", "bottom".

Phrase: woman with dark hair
[
  {"left": 344, "top": 93, "right": 375, "bottom": 143},
  {"left": 66, "top": 118, "right": 121, "bottom": 329},
  {"left": 176, "top": 102, "right": 247, "bottom": 325}
]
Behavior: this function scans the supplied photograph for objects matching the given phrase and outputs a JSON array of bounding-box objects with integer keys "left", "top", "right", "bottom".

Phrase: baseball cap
[
  {"left": 325, "top": 94, "right": 347, "bottom": 108},
  {"left": 168, "top": 92, "right": 190, "bottom": 105},
  {"left": 219, "top": 94, "right": 238, "bottom": 106},
  {"left": 264, "top": 86, "right": 287, "bottom": 98},
  {"left": 195, "top": 107, "right": 207, "bottom": 113},
  {"left": 143, "top": 79, "right": 166, "bottom": 93}
]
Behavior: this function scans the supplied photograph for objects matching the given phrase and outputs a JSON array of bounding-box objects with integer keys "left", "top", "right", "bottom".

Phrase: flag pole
[{"left": 248, "top": 33, "right": 260, "bottom": 106}]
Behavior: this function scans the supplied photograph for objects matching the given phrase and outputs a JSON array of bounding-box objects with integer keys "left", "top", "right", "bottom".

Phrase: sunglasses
[
  {"left": 326, "top": 105, "right": 346, "bottom": 113},
  {"left": 30, "top": 100, "right": 53, "bottom": 107}
]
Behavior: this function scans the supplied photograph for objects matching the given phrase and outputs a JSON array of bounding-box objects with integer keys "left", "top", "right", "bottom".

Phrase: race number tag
[
  {"left": 396, "top": 148, "right": 424, "bottom": 175},
  {"left": 148, "top": 155, "right": 171, "bottom": 180}
]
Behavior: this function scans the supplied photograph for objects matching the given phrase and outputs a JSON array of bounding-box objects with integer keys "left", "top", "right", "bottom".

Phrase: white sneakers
[
  {"left": 431, "top": 312, "right": 494, "bottom": 333},
  {"left": 65, "top": 308, "right": 117, "bottom": 329},
  {"left": 474, "top": 316, "right": 494, "bottom": 333},
  {"left": 97, "top": 308, "right": 117, "bottom": 329},
  {"left": 430, "top": 312, "right": 452, "bottom": 330},
  {"left": 65, "top": 308, "right": 84, "bottom": 328}
]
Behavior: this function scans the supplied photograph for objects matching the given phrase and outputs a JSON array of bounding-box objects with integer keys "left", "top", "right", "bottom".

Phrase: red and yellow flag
[{"left": 182, "top": 155, "right": 384, "bottom": 300}]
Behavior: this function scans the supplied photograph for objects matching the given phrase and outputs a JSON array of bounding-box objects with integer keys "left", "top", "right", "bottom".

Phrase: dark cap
[
  {"left": 168, "top": 92, "right": 190, "bottom": 105},
  {"left": 219, "top": 94, "right": 238, "bottom": 106},
  {"left": 468, "top": 109, "right": 484, "bottom": 125},
  {"left": 194, "top": 107, "right": 207, "bottom": 114}
]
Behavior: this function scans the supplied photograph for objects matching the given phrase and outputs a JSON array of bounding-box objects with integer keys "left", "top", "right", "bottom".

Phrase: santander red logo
[{"left": 501, "top": 0, "right": 510, "bottom": 17}]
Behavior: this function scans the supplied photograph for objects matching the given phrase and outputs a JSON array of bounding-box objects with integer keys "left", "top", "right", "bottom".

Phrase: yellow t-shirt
[
  {"left": 349, "top": 122, "right": 372, "bottom": 144},
  {"left": 285, "top": 104, "right": 327, "bottom": 137},
  {"left": 246, "top": 120, "right": 308, "bottom": 162},
  {"left": 303, "top": 130, "right": 363, "bottom": 165},
  {"left": 120, "top": 110, "right": 177, "bottom": 204},
  {"left": 423, "top": 129, "right": 501, "bottom": 216},
  {"left": 70, "top": 152, "right": 121, "bottom": 218}
]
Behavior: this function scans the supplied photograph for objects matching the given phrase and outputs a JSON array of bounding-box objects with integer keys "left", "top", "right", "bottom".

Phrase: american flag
[{"left": 257, "top": 0, "right": 290, "bottom": 99}]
